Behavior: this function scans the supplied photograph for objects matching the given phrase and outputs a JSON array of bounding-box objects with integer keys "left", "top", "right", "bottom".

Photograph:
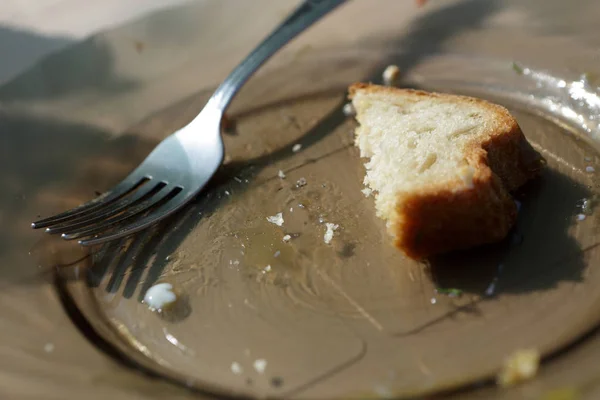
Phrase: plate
[{"left": 58, "top": 49, "right": 600, "bottom": 399}]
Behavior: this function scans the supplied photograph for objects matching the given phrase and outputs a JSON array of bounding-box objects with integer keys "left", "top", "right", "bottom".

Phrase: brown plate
[
  {"left": 4, "top": 1, "right": 600, "bottom": 399},
  {"left": 58, "top": 49, "right": 600, "bottom": 399}
]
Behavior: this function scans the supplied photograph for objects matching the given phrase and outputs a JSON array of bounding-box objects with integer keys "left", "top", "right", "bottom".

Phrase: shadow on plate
[{"left": 429, "top": 167, "right": 594, "bottom": 295}]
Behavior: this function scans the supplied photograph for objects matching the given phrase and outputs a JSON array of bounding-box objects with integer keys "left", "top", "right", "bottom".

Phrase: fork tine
[
  {"left": 79, "top": 189, "right": 188, "bottom": 246},
  {"left": 31, "top": 176, "right": 149, "bottom": 229},
  {"left": 45, "top": 181, "right": 166, "bottom": 234},
  {"left": 61, "top": 186, "right": 179, "bottom": 240}
]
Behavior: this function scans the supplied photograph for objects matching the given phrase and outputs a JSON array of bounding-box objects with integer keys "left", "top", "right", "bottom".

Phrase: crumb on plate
[
  {"left": 343, "top": 102, "right": 355, "bottom": 116},
  {"left": 324, "top": 223, "right": 339, "bottom": 244},
  {"left": 382, "top": 65, "right": 401, "bottom": 86},
  {"left": 497, "top": 348, "right": 540, "bottom": 387},
  {"left": 267, "top": 212, "right": 284, "bottom": 227}
]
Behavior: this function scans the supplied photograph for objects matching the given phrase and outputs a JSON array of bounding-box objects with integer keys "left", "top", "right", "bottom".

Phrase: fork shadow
[{"left": 87, "top": 107, "right": 350, "bottom": 301}]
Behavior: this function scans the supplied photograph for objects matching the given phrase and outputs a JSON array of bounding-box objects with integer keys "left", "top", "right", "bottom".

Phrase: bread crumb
[
  {"left": 231, "top": 362, "right": 243, "bottom": 375},
  {"left": 263, "top": 265, "right": 272, "bottom": 273},
  {"left": 324, "top": 223, "right": 339, "bottom": 244},
  {"left": 282, "top": 234, "right": 291, "bottom": 242},
  {"left": 296, "top": 178, "right": 307, "bottom": 187},
  {"left": 292, "top": 143, "right": 302, "bottom": 152},
  {"left": 577, "top": 214, "right": 586, "bottom": 221},
  {"left": 382, "top": 65, "right": 401, "bottom": 86},
  {"left": 267, "top": 212, "right": 284, "bottom": 226},
  {"left": 586, "top": 166, "right": 595, "bottom": 173},
  {"left": 497, "top": 349, "right": 540, "bottom": 387},
  {"left": 278, "top": 170, "right": 286, "bottom": 179},
  {"left": 362, "top": 187, "right": 373, "bottom": 197},
  {"left": 343, "top": 103, "right": 355, "bottom": 116},
  {"left": 253, "top": 359, "right": 267, "bottom": 374},
  {"left": 430, "top": 298, "right": 437, "bottom": 304}
]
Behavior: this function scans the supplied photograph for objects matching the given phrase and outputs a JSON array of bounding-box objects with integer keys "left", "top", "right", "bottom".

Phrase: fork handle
[{"left": 206, "top": 0, "right": 348, "bottom": 111}]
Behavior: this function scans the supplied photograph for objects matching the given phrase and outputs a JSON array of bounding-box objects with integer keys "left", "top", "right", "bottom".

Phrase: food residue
[
  {"left": 324, "top": 223, "right": 339, "bottom": 244},
  {"left": 267, "top": 212, "right": 284, "bottom": 227},
  {"left": 497, "top": 348, "right": 540, "bottom": 387},
  {"left": 231, "top": 362, "right": 243, "bottom": 375},
  {"left": 253, "top": 359, "right": 267, "bottom": 374},
  {"left": 44, "top": 343, "right": 55, "bottom": 353},
  {"left": 292, "top": 143, "right": 302, "bottom": 152},
  {"left": 296, "top": 178, "right": 307, "bottom": 188},
  {"left": 382, "top": 64, "right": 401, "bottom": 86},
  {"left": 282, "top": 234, "right": 291, "bottom": 242},
  {"left": 577, "top": 214, "right": 586, "bottom": 221},
  {"left": 586, "top": 166, "right": 595, "bottom": 173},
  {"left": 278, "top": 170, "right": 286, "bottom": 179},
  {"left": 430, "top": 298, "right": 437, "bottom": 304},
  {"left": 263, "top": 265, "right": 272, "bottom": 273},
  {"left": 361, "top": 187, "right": 373, "bottom": 197},
  {"left": 343, "top": 102, "right": 355, "bottom": 116},
  {"left": 143, "top": 282, "right": 177, "bottom": 311}
]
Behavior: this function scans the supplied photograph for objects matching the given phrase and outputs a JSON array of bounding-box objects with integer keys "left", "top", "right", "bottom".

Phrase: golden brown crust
[{"left": 349, "top": 83, "right": 543, "bottom": 260}]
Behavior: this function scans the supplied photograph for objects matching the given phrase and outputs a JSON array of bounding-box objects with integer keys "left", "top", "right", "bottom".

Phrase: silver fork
[{"left": 31, "top": 0, "right": 347, "bottom": 246}]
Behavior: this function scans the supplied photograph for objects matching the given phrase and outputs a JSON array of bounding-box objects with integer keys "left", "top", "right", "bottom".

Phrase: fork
[{"left": 31, "top": 0, "right": 347, "bottom": 246}]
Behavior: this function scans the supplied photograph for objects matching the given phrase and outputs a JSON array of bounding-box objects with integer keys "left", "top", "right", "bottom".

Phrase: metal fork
[{"left": 31, "top": 0, "right": 347, "bottom": 246}]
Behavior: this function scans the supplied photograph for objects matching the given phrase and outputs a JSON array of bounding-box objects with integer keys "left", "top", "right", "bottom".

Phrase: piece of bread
[{"left": 348, "top": 83, "right": 543, "bottom": 260}]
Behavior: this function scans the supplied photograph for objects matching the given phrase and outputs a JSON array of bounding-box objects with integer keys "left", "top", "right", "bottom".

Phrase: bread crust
[{"left": 349, "top": 83, "right": 543, "bottom": 259}]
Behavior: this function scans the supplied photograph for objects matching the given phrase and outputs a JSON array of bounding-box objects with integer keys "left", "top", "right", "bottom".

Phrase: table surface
[{"left": 2, "top": 1, "right": 600, "bottom": 399}]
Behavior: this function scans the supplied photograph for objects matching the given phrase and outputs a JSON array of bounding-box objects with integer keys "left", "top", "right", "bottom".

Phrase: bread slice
[{"left": 348, "top": 83, "right": 542, "bottom": 260}]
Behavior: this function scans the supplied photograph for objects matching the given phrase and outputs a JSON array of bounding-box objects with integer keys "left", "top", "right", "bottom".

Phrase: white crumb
[
  {"left": 292, "top": 143, "right": 302, "bottom": 152},
  {"left": 282, "top": 234, "right": 291, "bottom": 242},
  {"left": 485, "top": 278, "right": 498, "bottom": 296},
  {"left": 430, "top": 298, "right": 437, "bottom": 305},
  {"left": 267, "top": 212, "right": 284, "bottom": 227},
  {"left": 231, "top": 362, "right": 243, "bottom": 375},
  {"left": 343, "top": 102, "right": 355, "bottom": 116},
  {"left": 290, "top": 207, "right": 293, "bottom": 212},
  {"left": 586, "top": 166, "right": 595, "bottom": 173},
  {"left": 382, "top": 65, "right": 401, "bottom": 86},
  {"left": 253, "top": 359, "right": 267, "bottom": 374},
  {"left": 44, "top": 343, "right": 55, "bottom": 353},
  {"left": 278, "top": 170, "right": 286, "bottom": 179},
  {"left": 143, "top": 283, "right": 177, "bottom": 311},
  {"left": 324, "top": 223, "right": 339, "bottom": 244},
  {"left": 224, "top": 190, "right": 230, "bottom": 196},
  {"left": 577, "top": 214, "right": 586, "bottom": 221},
  {"left": 274, "top": 251, "right": 280, "bottom": 258},
  {"left": 296, "top": 177, "right": 307, "bottom": 187},
  {"left": 361, "top": 187, "right": 373, "bottom": 197},
  {"left": 263, "top": 265, "right": 272, "bottom": 273}
]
